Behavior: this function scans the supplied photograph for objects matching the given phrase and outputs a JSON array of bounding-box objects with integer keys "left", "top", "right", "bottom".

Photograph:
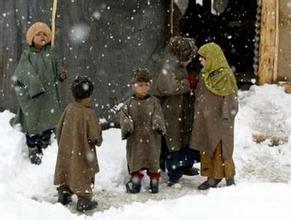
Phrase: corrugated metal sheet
[{"left": 0, "top": 0, "right": 168, "bottom": 123}]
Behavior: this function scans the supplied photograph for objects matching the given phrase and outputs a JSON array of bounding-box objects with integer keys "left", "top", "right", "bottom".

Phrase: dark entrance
[{"left": 180, "top": 0, "right": 258, "bottom": 89}]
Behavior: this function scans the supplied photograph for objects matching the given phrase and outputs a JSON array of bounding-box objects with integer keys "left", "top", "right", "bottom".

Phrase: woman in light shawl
[{"left": 189, "top": 42, "right": 238, "bottom": 190}]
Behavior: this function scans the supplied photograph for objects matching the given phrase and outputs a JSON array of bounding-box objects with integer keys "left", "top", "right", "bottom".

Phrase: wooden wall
[
  {"left": 278, "top": 0, "right": 291, "bottom": 82},
  {"left": 257, "top": 0, "right": 279, "bottom": 84},
  {"left": 0, "top": 0, "right": 169, "bottom": 122}
]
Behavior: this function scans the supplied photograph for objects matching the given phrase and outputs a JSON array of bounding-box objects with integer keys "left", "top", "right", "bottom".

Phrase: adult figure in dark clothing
[
  {"left": 179, "top": 1, "right": 217, "bottom": 46},
  {"left": 215, "top": 0, "right": 257, "bottom": 74}
]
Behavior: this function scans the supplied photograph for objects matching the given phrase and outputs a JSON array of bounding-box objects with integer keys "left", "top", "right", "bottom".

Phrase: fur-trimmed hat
[
  {"left": 168, "top": 36, "right": 197, "bottom": 61},
  {"left": 131, "top": 68, "right": 152, "bottom": 83},
  {"left": 26, "top": 22, "right": 52, "bottom": 46}
]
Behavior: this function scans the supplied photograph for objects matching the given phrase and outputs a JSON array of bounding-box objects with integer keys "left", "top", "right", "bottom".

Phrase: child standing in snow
[
  {"left": 120, "top": 69, "right": 166, "bottom": 194},
  {"left": 54, "top": 76, "right": 102, "bottom": 212},
  {"left": 189, "top": 42, "right": 238, "bottom": 190},
  {"left": 155, "top": 36, "right": 200, "bottom": 186},
  {"left": 10, "top": 22, "right": 67, "bottom": 165}
]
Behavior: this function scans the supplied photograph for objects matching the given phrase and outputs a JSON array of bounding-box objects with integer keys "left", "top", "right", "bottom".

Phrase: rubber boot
[
  {"left": 77, "top": 198, "right": 98, "bottom": 212},
  {"left": 182, "top": 167, "right": 200, "bottom": 176},
  {"left": 198, "top": 178, "right": 222, "bottom": 190},
  {"left": 226, "top": 177, "right": 235, "bottom": 186},
  {"left": 28, "top": 147, "right": 42, "bottom": 165},
  {"left": 125, "top": 176, "right": 142, "bottom": 194},
  {"left": 57, "top": 188, "right": 72, "bottom": 205},
  {"left": 26, "top": 134, "right": 43, "bottom": 165},
  {"left": 149, "top": 179, "right": 159, "bottom": 193},
  {"left": 40, "top": 129, "right": 53, "bottom": 149}
]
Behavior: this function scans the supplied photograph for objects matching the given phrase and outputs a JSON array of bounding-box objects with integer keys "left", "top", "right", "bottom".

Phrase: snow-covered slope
[{"left": 0, "top": 85, "right": 290, "bottom": 220}]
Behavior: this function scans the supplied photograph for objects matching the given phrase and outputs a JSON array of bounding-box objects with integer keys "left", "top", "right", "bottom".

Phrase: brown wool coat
[
  {"left": 181, "top": 90, "right": 196, "bottom": 147},
  {"left": 120, "top": 95, "right": 166, "bottom": 173},
  {"left": 154, "top": 55, "right": 190, "bottom": 152},
  {"left": 54, "top": 102, "right": 102, "bottom": 194},
  {"left": 189, "top": 78, "right": 238, "bottom": 160}
]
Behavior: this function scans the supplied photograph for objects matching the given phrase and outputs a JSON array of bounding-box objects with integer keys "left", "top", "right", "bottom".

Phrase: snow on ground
[{"left": 0, "top": 85, "right": 291, "bottom": 220}]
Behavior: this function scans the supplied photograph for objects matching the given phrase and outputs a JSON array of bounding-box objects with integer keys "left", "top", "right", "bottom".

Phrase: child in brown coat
[
  {"left": 54, "top": 76, "right": 102, "bottom": 212},
  {"left": 120, "top": 68, "right": 166, "bottom": 194}
]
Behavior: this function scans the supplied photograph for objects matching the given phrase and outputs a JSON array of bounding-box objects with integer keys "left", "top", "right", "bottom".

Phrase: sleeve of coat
[
  {"left": 56, "top": 111, "right": 66, "bottom": 145},
  {"left": 51, "top": 48, "right": 66, "bottom": 81},
  {"left": 119, "top": 102, "right": 134, "bottom": 140},
  {"left": 222, "top": 94, "right": 239, "bottom": 120},
  {"left": 87, "top": 110, "right": 103, "bottom": 147},
  {"left": 13, "top": 51, "right": 46, "bottom": 98},
  {"left": 156, "top": 68, "right": 190, "bottom": 96},
  {"left": 151, "top": 98, "right": 166, "bottom": 135}
]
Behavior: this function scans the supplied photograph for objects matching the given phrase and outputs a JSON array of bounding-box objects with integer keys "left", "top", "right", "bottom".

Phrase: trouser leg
[
  {"left": 200, "top": 142, "right": 235, "bottom": 179},
  {"left": 26, "top": 134, "right": 43, "bottom": 165},
  {"left": 40, "top": 128, "right": 55, "bottom": 149},
  {"left": 147, "top": 172, "right": 160, "bottom": 193}
]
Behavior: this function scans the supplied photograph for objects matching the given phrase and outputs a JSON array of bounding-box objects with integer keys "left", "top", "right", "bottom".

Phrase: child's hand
[
  {"left": 88, "top": 139, "right": 97, "bottom": 146},
  {"left": 155, "top": 128, "right": 165, "bottom": 136},
  {"left": 59, "top": 71, "right": 67, "bottom": 82},
  {"left": 187, "top": 74, "right": 198, "bottom": 90},
  {"left": 122, "top": 132, "right": 132, "bottom": 140}
]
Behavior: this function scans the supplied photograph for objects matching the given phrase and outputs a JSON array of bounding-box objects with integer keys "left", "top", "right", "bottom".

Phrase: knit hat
[
  {"left": 168, "top": 36, "right": 197, "bottom": 61},
  {"left": 131, "top": 68, "right": 152, "bottom": 83},
  {"left": 26, "top": 22, "right": 52, "bottom": 46}
]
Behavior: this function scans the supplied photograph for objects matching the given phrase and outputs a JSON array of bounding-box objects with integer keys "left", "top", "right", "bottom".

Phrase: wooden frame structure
[{"left": 257, "top": 0, "right": 280, "bottom": 84}]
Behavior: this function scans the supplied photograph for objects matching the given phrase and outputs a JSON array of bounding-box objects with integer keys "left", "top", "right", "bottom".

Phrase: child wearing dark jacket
[
  {"left": 120, "top": 68, "right": 166, "bottom": 193},
  {"left": 54, "top": 76, "right": 102, "bottom": 212}
]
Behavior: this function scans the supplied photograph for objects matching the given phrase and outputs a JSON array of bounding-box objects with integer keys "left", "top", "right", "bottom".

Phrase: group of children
[{"left": 11, "top": 22, "right": 238, "bottom": 212}]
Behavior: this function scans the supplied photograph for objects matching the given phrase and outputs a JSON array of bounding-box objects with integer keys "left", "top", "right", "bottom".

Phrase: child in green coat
[{"left": 11, "top": 22, "right": 67, "bottom": 164}]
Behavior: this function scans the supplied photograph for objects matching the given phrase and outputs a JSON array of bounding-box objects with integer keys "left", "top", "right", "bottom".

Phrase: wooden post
[
  {"left": 273, "top": 0, "right": 280, "bottom": 82},
  {"left": 170, "top": 0, "right": 174, "bottom": 36},
  {"left": 257, "top": 0, "right": 278, "bottom": 84},
  {"left": 51, "top": 0, "right": 58, "bottom": 47}
]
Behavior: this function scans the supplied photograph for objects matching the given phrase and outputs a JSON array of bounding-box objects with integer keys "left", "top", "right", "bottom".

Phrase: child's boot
[
  {"left": 77, "top": 197, "right": 98, "bottom": 212},
  {"left": 149, "top": 179, "right": 159, "bottom": 193},
  {"left": 148, "top": 172, "right": 160, "bottom": 193},
  {"left": 198, "top": 178, "right": 222, "bottom": 190},
  {"left": 57, "top": 186, "right": 72, "bottom": 205},
  {"left": 28, "top": 146, "right": 42, "bottom": 165},
  {"left": 41, "top": 129, "right": 53, "bottom": 149},
  {"left": 26, "top": 134, "right": 43, "bottom": 165},
  {"left": 126, "top": 176, "right": 142, "bottom": 193},
  {"left": 182, "top": 167, "right": 200, "bottom": 176},
  {"left": 167, "top": 178, "right": 179, "bottom": 187},
  {"left": 226, "top": 177, "right": 235, "bottom": 186}
]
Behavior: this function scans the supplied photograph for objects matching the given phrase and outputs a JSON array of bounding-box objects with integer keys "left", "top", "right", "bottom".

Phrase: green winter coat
[{"left": 10, "top": 45, "right": 63, "bottom": 134}]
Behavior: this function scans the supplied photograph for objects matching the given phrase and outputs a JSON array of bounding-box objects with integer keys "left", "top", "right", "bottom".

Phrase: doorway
[{"left": 180, "top": 0, "right": 259, "bottom": 89}]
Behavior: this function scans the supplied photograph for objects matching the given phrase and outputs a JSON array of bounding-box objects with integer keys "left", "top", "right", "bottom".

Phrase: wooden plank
[
  {"left": 277, "top": 0, "right": 291, "bottom": 81},
  {"left": 51, "top": 0, "right": 58, "bottom": 47},
  {"left": 273, "top": 0, "right": 280, "bottom": 82},
  {"left": 170, "top": 0, "right": 174, "bottom": 36},
  {"left": 258, "top": 0, "right": 278, "bottom": 84}
]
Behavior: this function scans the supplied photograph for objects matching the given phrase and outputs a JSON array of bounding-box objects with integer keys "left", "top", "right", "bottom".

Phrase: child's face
[
  {"left": 133, "top": 82, "right": 150, "bottom": 98},
  {"left": 199, "top": 56, "right": 206, "bottom": 67},
  {"left": 33, "top": 32, "right": 49, "bottom": 49}
]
